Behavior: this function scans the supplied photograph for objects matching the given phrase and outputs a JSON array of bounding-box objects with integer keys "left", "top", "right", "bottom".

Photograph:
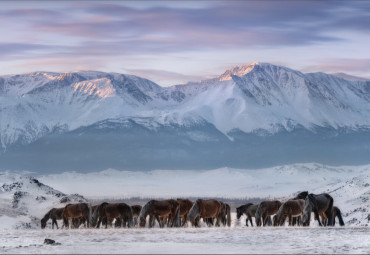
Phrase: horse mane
[
  {"left": 255, "top": 204, "right": 262, "bottom": 224},
  {"left": 139, "top": 200, "right": 153, "bottom": 222},
  {"left": 127, "top": 204, "right": 134, "bottom": 227},
  {"left": 308, "top": 194, "right": 319, "bottom": 212},
  {"left": 92, "top": 202, "right": 108, "bottom": 225},
  {"left": 171, "top": 204, "right": 181, "bottom": 227}
]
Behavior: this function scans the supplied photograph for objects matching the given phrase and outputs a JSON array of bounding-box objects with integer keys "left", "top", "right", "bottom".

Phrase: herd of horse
[{"left": 40, "top": 191, "right": 345, "bottom": 229}]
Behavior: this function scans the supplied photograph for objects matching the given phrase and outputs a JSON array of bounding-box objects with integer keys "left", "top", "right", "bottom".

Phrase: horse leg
[
  {"left": 249, "top": 216, "right": 254, "bottom": 227},
  {"left": 105, "top": 217, "right": 109, "bottom": 229},
  {"left": 288, "top": 215, "right": 292, "bottom": 226},
  {"left": 181, "top": 215, "right": 186, "bottom": 227},
  {"left": 314, "top": 211, "right": 323, "bottom": 226}
]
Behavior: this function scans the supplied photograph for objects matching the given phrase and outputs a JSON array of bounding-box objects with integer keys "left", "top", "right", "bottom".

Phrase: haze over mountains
[{"left": 1, "top": 62, "right": 370, "bottom": 173}]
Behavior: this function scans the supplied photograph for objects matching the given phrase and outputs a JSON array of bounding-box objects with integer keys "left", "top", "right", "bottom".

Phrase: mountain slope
[{"left": 1, "top": 63, "right": 370, "bottom": 171}]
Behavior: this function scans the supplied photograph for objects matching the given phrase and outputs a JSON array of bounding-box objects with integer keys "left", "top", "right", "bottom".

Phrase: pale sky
[{"left": 1, "top": 1, "right": 369, "bottom": 86}]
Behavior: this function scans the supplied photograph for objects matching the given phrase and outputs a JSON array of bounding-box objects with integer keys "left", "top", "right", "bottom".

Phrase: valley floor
[{"left": 1, "top": 227, "right": 369, "bottom": 254}]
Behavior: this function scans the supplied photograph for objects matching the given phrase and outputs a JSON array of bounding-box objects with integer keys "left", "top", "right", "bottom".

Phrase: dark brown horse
[
  {"left": 273, "top": 199, "right": 304, "bottom": 226},
  {"left": 302, "top": 193, "right": 334, "bottom": 226},
  {"left": 219, "top": 202, "right": 231, "bottom": 227},
  {"left": 92, "top": 202, "right": 133, "bottom": 228},
  {"left": 41, "top": 207, "right": 64, "bottom": 229},
  {"left": 131, "top": 205, "right": 142, "bottom": 227},
  {"left": 236, "top": 203, "right": 259, "bottom": 227},
  {"left": 176, "top": 199, "right": 194, "bottom": 227},
  {"left": 187, "top": 199, "right": 222, "bottom": 227},
  {"left": 139, "top": 199, "right": 180, "bottom": 228},
  {"left": 62, "top": 203, "right": 91, "bottom": 228},
  {"left": 255, "top": 200, "right": 282, "bottom": 226},
  {"left": 319, "top": 206, "right": 345, "bottom": 226}
]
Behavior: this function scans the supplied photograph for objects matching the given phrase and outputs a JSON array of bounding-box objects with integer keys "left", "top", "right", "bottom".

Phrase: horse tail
[
  {"left": 326, "top": 195, "right": 334, "bottom": 226},
  {"left": 139, "top": 200, "right": 152, "bottom": 223},
  {"left": 335, "top": 207, "right": 345, "bottom": 226},
  {"left": 226, "top": 204, "right": 231, "bottom": 227}
]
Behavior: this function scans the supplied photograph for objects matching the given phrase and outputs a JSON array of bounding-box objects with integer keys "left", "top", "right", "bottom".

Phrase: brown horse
[
  {"left": 273, "top": 199, "right": 304, "bottom": 226},
  {"left": 176, "top": 199, "right": 194, "bottom": 227},
  {"left": 41, "top": 207, "right": 64, "bottom": 229},
  {"left": 62, "top": 203, "right": 91, "bottom": 228},
  {"left": 187, "top": 199, "right": 222, "bottom": 227},
  {"left": 236, "top": 203, "right": 259, "bottom": 227},
  {"left": 131, "top": 205, "right": 142, "bottom": 227},
  {"left": 92, "top": 202, "right": 133, "bottom": 228},
  {"left": 139, "top": 199, "right": 180, "bottom": 228},
  {"left": 255, "top": 200, "right": 282, "bottom": 226}
]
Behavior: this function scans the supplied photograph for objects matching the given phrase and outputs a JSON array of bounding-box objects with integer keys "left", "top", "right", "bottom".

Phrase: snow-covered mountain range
[{"left": 1, "top": 62, "right": 370, "bottom": 172}]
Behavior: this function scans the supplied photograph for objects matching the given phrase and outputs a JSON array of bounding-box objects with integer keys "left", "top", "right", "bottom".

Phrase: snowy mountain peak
[
  {"left": 218, "top": 62, "right": 287, "bottom": 81},
  {"left": 219, "top": 62, "right": 260, "bottom": 81}
]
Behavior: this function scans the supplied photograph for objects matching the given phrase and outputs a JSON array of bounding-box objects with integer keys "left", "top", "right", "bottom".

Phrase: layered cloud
[{"left": 0, "top": 1, "right": 369, "bottom": 85}]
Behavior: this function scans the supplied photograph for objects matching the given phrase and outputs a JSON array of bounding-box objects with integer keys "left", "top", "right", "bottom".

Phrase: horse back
[
  {"left": 200, "top": 199, "right": 221, "bottom": 218},
  {"left": 131, "top": 205, "right": 142, "bottom": 216}
]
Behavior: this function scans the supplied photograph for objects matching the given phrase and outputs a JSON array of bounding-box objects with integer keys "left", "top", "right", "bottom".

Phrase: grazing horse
[
  {"left": 131, "top": 205, "right": 142, "bottom": 227},
  {"left": 176, "top": 199, "right": 194, "bottom": 227},
  {"left": 273, "top": 199, "right": 304, "bottom": 226},
  {"left": 139, "top": 199, "right": 180, "bottom": 228},
  {"left": 92, "top": 202, "right": 133, "bottom": 228},
  {"left": 187, "top": 199, "right": 222, "bottom": 227},
  {"left": 333, "top": 206, "right": 345, "bottom": 226},
  {"left": 236, "top": 203, "right": 259, "bottom": 227},
  {"left": 255, "top": 200, "right": 282, "bottom": 227},
  {"left": 302, "top": 193, "right": 334, "bottom": 226},
  {"left": 219, "top": 202, "right": 231, "bottom": 227},
  {"left": 63, "top": 203, "right": 91, "bottom": 228},
  {"left": 41, "top": 207, "right": 64, "bottom": 229}
]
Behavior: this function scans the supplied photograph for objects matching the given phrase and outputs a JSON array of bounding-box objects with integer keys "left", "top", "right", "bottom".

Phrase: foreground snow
[{"left": 1, "top": 227, "right": 369, "bottom": 254}]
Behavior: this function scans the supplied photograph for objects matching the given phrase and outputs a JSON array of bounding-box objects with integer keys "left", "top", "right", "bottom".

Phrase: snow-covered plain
[
  {"left": 1, "top": 163, "right": 370, "bottom": 253},
  {"left": 1, "top": 227, "right": 370, "bottom": 254}
]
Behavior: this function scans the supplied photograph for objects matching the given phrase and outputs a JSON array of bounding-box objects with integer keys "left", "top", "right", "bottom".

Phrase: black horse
[
  {"left": 236, "top": 203, "right": 258, "bottom": 227},
  {"left": 302, "top": 193, "right": 334, "bottom": 226}
]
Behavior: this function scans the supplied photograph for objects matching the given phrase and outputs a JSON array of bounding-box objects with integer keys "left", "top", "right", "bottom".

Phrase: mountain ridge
[{"left": 1, "top": 62, "right": 370, "bottom": 172}]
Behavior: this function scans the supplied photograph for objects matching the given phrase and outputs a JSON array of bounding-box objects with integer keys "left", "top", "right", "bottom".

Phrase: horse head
[
  {"left": 139, "top": 216, "right": 146, "bottom": 227},
  {"left": 294, "top": 191, "right": 308, "bottom": 200},
  {"left": 41, "top": 218, "right": 47, "bottom": 229},
  {"left": 236, "top": 206, "right": 244, "bottom": 219}
]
